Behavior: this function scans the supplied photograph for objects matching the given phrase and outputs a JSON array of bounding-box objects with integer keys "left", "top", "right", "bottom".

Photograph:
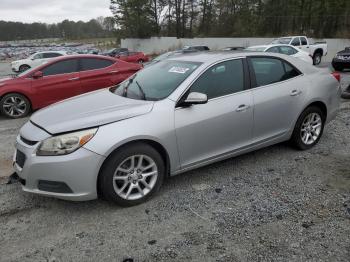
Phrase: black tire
[
  {"left": 19, "top": 65, "right": 30, "bottom": 73},
  {"left": 313, "top": 53, "right": 322, "bottom": 65},
  {"left": 138, "top": 59, "right": 144, "bottom": 64},
  {"left": 99, "top": 143, "right": 165, "bottom": 206},
  {"left": 0, "top": 93, "right": 31, "bottom": 119},
  {"left": 290, "top": 106, "right": 325, "bottom": 150}
]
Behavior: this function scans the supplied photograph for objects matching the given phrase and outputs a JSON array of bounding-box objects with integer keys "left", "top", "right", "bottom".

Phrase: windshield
[
  {"left": 246, "top": 46, "right": 266, "bottom": 52},
  {"left": 111, "top": 60, "right": 201, "bottom": 101},
  {"left": 271, "top": 38, "right": 292, "bottom": 44}
]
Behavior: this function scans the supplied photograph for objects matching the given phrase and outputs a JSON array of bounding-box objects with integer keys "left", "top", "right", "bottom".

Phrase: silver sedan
[{"left": 13, "top": 52, "right": 341, "bottom": 206}]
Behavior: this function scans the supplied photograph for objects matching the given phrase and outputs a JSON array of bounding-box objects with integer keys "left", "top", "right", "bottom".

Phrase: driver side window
[
  {"left": 190, "top": 59, "right": 244, "bottom": 99},
  {"left": 279, "top": 46, "right": 297, "bottom": 55}
]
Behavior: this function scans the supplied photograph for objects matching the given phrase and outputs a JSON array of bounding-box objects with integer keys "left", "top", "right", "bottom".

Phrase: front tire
[
  {"left": 0, "top": 93, "right": 31, "bottom": 119},
  {"left": 99, "top": 143, "right": 165, "bottom": 206},
  {"left": 290, "top": 106, "right": 325, "bottom": 150}
]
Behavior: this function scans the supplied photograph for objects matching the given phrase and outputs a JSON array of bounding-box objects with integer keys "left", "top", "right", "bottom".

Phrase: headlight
[{"left": 36, "top": 128, "right": 98, "bottom": 156}]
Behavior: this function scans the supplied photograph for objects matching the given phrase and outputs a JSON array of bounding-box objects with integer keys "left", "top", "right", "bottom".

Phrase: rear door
[
  {"left": 290, "top": 37, "right": 301, "bottom": 48},
  {"left": 247, "top": 56, "right": 306, "bottom": 143},
  {"left": 78, "top": 57, "right": 118, "bottom": 93},
  {"left": 31, "top": 58, "right": 81, "bottom": 107},
  {"left": 175, "top": 58, "right": 254, "bottom": 169},
  {"left": 299, "top": 37, "right": 310, "bottom": 53}
]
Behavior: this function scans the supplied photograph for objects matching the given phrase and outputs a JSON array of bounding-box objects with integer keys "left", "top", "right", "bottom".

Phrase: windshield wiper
[{"left": 135, "top": 80, "right": 146, "bottom": 100}]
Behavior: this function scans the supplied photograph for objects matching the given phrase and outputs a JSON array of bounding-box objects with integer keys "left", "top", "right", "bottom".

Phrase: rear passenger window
[
  {"left": 250, "top": 57, "right": 301, "bottom": 87},
  {"left": 190, "top": 59, "right": 244, "bottom": 99},
  {"left": 300, "top": 37, "right": 308, "bottom": 46},
  {"left": 80, "top": 58, "right": 114, "bottom": 71}
]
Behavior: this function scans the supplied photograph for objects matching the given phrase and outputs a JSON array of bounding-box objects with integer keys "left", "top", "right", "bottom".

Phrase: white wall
[{"left": 121, "top": 37, "right": 350, "bottom": 62}]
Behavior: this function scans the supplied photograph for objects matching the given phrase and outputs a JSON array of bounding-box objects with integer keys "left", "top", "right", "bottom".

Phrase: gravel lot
[{"left": 0, "top": 62, "right": 349, "bottom": 261}]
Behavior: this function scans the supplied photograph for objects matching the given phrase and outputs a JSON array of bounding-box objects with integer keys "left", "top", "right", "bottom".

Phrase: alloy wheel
[
  {"left": 300, "top": 112, "right": 322, "bottom": 145},
  {"left": 2, "top": 95, "right": 27, "bottom": 117},
  {"left": 112, "top": 155, "right": 158, "bottom": 200}
]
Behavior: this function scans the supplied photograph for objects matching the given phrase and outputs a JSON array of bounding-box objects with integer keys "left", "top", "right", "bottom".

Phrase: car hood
[{"left": 30, "top": 89, "right": 154, "bottom": 134}]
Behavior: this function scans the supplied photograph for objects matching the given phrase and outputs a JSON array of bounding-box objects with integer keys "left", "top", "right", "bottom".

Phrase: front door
[
  {"left": 32, "top": 58, "right": 81, "bottom": 108},
  {"left": 175, "top": 59, "right": 254, "bottom": 169}
]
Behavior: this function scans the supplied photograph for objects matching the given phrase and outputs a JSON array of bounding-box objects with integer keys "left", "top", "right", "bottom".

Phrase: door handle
[
  {"left": 236, "top": 104, "right": 250, "bottom": 112},
  {"left": 109, "top": 70, "right": 119, "bottom": 74},
  {"left": 68, "top": 77, "right": 79, "bottom": 81},
  {"left": 290, "top": 90, "right": 302, "bottom": 96}
]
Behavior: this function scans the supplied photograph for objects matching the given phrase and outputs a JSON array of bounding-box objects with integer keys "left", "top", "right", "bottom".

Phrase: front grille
[
  {"left": 15, "top": 150, "right": 26, "bottom": 168},
  {"left": 20, "top": 136, "right": 38, "bottom": 146}
]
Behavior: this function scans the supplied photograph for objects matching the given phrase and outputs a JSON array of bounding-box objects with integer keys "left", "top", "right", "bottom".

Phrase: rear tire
[
  {"left": 0, "top": 93, "right": 31, "bottom": 119},
  {"left": 19, "top": 65, "right": 30, "bottom": 73},
  {"left": 99, "top": 143, "right": 165, "bottom": 206},
  {"left": 138, "top": 59, "right": 144, "bottom": 64},
  {"left": 313, "top": 53, "right": 322, "bottom": 65},
  {"left": 290, "top": 106, "right": 325, "bottom": 150}
]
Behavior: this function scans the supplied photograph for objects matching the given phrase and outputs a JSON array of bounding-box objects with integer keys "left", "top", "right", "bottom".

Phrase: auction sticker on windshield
[{"left": 169, "top": 66, "right": 190, "bottom": 74}]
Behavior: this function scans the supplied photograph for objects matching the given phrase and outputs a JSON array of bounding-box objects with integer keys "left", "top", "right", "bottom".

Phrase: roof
[
  {"left": 167, "top": 51, "right": 263, "bottom": 63},
  {"left": 34, "top": 50, "right": 68, "bottom": 54}
]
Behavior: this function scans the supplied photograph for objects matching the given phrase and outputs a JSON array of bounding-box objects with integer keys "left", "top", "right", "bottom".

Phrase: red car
[
  {"left": 115, "top": 51, "right": 149, "bottom": 64},
  {"left": 0, "top": 55, "right": 141, "bottom": 118}
]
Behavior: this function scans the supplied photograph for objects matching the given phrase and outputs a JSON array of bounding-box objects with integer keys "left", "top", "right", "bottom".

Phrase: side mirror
[
  {"left": 32, "top": 71, "right": 43, "bottom": 79},
  {"left": 180, "top": 92, "right": 208, "bottom": 107}
]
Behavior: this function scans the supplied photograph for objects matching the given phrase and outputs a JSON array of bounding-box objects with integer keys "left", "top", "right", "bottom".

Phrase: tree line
[
  {"left": 110, "top": 0, "right": 350, "bottom": 38},
  {"left": 0, "top": 17, "right": 116, "bottom": 41}
]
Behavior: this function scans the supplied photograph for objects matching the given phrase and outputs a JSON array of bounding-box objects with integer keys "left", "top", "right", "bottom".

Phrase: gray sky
[{"left": 0, "top": 0, "right": 112, "bottom": 23}]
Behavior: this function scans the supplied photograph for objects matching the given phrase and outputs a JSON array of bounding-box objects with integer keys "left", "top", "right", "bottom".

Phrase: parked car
[
  {"left": 182, "top": 45, "right": 210, "bottom": 51},
  {"left": 0, "top": 55, "right": 141, "bottom": 118},
  {"left": 145, "top": 50, "right": 199, "bottom": 66},
  {"left": 102, "top": 48, "right": 129, "bottom": 57},
  {"left": 332, "top": 47, "right": 350, "bottom": 71},
  {"left": 13, "top": 52, "right": 341, "bottom": 206},
  {"left": 246, "top": 44, "right": 313, "bottom": 64},
  {"left": 271, "top": 36, "right": 327, "bottom": 65},
  {"left": 116, "top": 51, "right": 150, "bottom": 64},
  {"left": 221, "top": 47, "right": 245, "bottom": 51},
  {"left": 11, "top": 51, "right": 72, "bottom": 73}
]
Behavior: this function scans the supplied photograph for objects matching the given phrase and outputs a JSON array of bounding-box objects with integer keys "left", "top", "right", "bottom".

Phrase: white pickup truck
[{"left": 271, "top": 36, "right": 327, "bottom": 65}]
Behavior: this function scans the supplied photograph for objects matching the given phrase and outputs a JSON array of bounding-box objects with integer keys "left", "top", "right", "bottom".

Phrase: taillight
[{"left": 332, "top": 72, "right": 341, "bottom": 82}]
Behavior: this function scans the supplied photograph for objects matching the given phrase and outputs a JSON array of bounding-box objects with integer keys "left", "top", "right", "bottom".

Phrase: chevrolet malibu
[{"left": 13, "top": 52, "right": 341, "bottom": 206}]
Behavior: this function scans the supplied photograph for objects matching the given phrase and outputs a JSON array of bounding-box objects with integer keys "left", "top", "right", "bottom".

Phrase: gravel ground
[{"left": 0, "top": 62, "right": 349, "bottom": 261}]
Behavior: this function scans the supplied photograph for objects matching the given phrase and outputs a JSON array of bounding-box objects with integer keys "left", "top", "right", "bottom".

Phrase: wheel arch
[
  {"left": 305, "top": 101, "right": 327, "bottom": 118},
  {"left": 96, "top": 139, "right": 171, "bottom": 198},
  {"left": 313, "top": 48, "right": 323, "bottom": 56}
]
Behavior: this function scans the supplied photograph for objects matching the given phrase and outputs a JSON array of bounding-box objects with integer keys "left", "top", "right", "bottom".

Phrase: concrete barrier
[{"left": 121, "top": 37, "right": 350, "bottom": 62}]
